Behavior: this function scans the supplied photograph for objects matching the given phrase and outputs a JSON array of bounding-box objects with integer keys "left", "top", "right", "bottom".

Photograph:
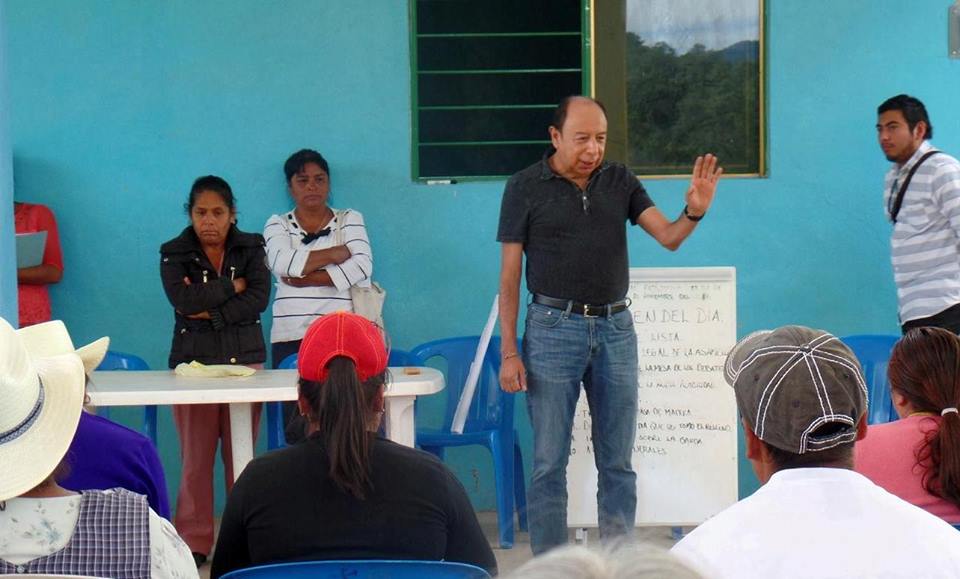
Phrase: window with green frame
[
  {"left": 410, "top": 1, "right": 764, "bottom": 180},
  {"left": 596, "top": 0, "right": 765, "bottom": 176},
  {"left": 410, "top": 0, "right": 590, "bottom": 180}
]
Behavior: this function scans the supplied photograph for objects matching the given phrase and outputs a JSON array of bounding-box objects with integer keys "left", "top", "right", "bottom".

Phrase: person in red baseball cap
[{"left": 211, "top": 312, "right": 497, "bottom": 577}]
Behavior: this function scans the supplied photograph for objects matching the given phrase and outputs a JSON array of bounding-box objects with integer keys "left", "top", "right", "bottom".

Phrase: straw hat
[
  {"left": 16, "top": 320, "right": 109, "bottom": 375},
  {"left": 0, "top": 317, "right": 86, "bottom": 501}
]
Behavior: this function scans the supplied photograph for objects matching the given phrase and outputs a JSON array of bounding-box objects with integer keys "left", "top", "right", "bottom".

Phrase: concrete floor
[{"left": 199, "top": 512, "right": 682, "bottom": 577}]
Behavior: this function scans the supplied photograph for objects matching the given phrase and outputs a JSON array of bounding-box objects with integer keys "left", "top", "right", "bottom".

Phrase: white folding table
[{"left": 88, "top": 367, "right": 444, "bottom": 480}]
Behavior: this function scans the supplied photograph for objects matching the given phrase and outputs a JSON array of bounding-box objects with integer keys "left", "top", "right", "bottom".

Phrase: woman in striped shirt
[{"left": 264, "top": 149, "right": 374, "bottom": 443}]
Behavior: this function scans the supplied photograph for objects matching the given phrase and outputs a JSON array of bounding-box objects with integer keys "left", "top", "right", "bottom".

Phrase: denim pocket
[
  {"left": 527, "top": 305, "right": 563, "bottom": 329},
  {"left": 610, "top": 309, "right": 635, "bottom": 331}
]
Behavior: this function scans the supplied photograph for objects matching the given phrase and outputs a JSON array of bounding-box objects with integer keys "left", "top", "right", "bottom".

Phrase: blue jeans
[{"left": 523, "top": 301, "right": 638, "bottom": 554}]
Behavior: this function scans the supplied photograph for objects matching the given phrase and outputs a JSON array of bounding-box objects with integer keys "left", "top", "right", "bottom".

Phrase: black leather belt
[{"left": 532, "top": 294, "right": 629, "bottom": 317}]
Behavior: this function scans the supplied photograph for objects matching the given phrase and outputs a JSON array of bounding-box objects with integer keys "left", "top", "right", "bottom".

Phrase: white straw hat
[
  {"left": 0, "top": 317, "right": 86, "bottom": 501},
  {"left": 16, "top": 320, "right": 109, "bottom": 375}
]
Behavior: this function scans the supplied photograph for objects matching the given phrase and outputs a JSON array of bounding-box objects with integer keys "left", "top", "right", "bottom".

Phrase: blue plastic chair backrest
[
  {"left": 278, "top": 353, "right": 298, "bottom": 369},
  {"left": 283, "top": 349, "right": 413, "bottom": 370},
  {"left": 411, "top": 336, "right": 509, "bottom": 434},
  {"left": 389, "top": 349, "right": 414, "bottom": 367},
  {"left": 840, "top": 334, "right": 900, "bottom": 425},
  {"left": 220, "top": 559, "right": 491, "bottom": 579},
  {"left": 97, "top": 351, "right": 149, "bottom": 371}
]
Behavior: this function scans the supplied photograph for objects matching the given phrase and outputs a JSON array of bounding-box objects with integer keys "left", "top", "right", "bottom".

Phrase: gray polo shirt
[{"left": 497, "top": 154, "right": 654, "bottom": 304}]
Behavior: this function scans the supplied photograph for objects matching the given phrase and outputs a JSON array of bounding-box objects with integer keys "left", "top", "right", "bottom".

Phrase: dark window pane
[
  {"left": 418, "top": 0, "right": 580, "bottom": 34},
  {"left": 419, "top": 108, "right": 554, "bottom": 142},
  {"left": 419, "top": 71, "right": 581, "bottom": 107},
  {"left": 419, "top": 143, "right": 548, "bottom": 178},
  {"left": 412, "top": 0, "right": 584, "bottom": 179},
  {"left": 419, "top": 36, "right": 581, "bottom": 71}
]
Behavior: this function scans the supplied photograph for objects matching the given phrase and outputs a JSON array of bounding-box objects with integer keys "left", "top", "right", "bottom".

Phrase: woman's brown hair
[
  {"left": 298, "top": 356, "right": 386, "bottom": 499},
  {"left": 888, "top": 327, "right": 960, "bottom": 508}
]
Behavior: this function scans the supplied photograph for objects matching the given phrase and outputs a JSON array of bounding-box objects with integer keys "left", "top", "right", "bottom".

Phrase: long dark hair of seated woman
[
  {"left": 889, "top": 327, "right": 960, "bottom": 508},
  {"left": 299, "top": 356, "right": 387, "bottom": 499}
]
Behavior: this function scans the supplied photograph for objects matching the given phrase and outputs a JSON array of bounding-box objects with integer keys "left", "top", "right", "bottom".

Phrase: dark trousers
[
  {"left": 901, "top": 302, "right": 960, "bottom": 335},
  {"left": 272, "top": 340, "right": 308, "bottom": 444}
]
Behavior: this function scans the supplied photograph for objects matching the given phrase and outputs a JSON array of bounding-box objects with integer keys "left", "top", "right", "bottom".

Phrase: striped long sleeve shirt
[
  {"left": 884, "top": 141, "right": 960, "bottom": 323},
  {"left": 264, "top": 208, "right": 373, "bottom": 343}
]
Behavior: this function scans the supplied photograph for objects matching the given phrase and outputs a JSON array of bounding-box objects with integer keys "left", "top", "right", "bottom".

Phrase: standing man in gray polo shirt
[
  {"left": 496, "top": 95, "right": 722, "bottom": 554},
  {"left": 878, "top": 94, "right": 960, "bottom": 333}
]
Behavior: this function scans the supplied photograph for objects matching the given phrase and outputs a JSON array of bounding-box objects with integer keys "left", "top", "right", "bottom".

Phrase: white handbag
[{"left": 335, "top": 210, "right": 386, "bottom": 328}]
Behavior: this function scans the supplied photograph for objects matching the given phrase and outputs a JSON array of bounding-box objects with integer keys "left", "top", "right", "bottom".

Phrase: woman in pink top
[
  {"left": 855, "top": 327, "right": 960, "bottom": 523},
  {"left": 14, "top": 202, "right": 63, "bottom": 326}
]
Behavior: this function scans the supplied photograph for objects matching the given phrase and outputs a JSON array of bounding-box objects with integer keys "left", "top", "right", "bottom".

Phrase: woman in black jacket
[{"left": 159, "top": 175, "right": 269, "bottom": 568}]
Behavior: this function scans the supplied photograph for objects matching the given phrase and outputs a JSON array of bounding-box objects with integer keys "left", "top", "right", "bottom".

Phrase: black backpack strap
[{"left": 890, "top": 150, "right": 940, "bottom": 223}]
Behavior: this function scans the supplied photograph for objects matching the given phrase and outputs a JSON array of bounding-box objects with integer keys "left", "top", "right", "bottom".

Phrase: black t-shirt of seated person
[
  {"left": 497, "top": 156, "right": 654, "bottom": 305},
  {"left": 210, "top": 436, "right": 497, "bottom": 578}
]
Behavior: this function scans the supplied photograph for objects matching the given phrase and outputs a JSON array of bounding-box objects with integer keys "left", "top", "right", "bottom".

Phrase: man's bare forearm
[{"left": 499, "top": 286, "right": 520, "bottom": 354}]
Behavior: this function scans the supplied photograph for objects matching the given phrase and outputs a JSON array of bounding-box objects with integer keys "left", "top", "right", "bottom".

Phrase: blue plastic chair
[
  {"left": 220, "top": 560, "right": 491, "bottom": 579},
  {"left": 265, "top": 353, "right": 299, "bottom": 450},
  {"left": 840, "top": 334, "right": 900, "bottom": 425},
  {"left": 267, "top": 349, "right": 416, "bottom": 450},
  {"left": 96, "top": 351, "right": 155, "bottom": 443},
  {"left": 411, "top": 336, "right": 527, "bottom": 549},
  {"left": 388, "top": 348, "right": 415, "bottom": 367}
]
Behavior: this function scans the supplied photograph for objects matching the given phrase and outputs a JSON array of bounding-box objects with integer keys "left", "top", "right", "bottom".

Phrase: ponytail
[
  {"left": 299, "top": 356, "right": 385, "bottom": 499},
  {"left": 937, "top": 407, "right": 960, "bottom": 508}
]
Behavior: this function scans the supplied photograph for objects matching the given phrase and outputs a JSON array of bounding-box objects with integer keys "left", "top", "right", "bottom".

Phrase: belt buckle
[{"left": 583, "top": 303, "right": 599, "bottom": 318}]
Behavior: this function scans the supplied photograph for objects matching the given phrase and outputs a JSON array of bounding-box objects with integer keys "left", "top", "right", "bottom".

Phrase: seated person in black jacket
[
  {"left": 210, "top": 312, "right": 498, "bottom": 577},
  {"left": 159, "top": 175, "right": 270, "bottom": 567}
]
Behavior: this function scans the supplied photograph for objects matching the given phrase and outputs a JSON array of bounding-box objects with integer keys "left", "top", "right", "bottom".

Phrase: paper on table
[
  {"left": 451, "top": 294, "right": 499, "bottom": 434},
  {"left": 174, "top": 361, "right": 257, "bottom": 377},
  {"left": 16, "top": 231, "right": 47, "bottom": 269}
]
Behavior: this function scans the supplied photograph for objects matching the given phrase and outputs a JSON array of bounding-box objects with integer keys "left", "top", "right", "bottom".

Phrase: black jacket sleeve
[
  {"left": 215, "top": 243, "right": 270, "bottom": 326},
  {"left": 160, "top": 253, "right": 235, "bottom": 315}
]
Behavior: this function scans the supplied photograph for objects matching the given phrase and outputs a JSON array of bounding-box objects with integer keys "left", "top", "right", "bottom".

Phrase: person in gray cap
[{"left": 671, "top": 325, "right": 960, "bottom": 579}]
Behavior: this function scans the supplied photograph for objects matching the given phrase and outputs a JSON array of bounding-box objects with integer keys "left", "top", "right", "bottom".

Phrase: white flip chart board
[{"left": 567, "top": 267, "right": 738, "bottom": 527}]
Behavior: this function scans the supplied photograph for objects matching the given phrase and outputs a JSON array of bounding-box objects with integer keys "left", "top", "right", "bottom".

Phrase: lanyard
[{"left": 888, "top": 150, "right": 940, "bottom": 223}]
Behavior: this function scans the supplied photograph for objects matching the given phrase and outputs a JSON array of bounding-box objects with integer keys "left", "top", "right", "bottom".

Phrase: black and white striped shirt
[
  {"left": 884, "top": 141, "right": 960, "bottom": 323},
  {"left": 264, "top": 208, "right": 373, "bottom": 343}
]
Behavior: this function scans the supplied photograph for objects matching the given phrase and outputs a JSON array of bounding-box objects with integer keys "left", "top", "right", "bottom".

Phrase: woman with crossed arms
[{"left": 264, "top": 149, "right": 374, "bottom": 443}]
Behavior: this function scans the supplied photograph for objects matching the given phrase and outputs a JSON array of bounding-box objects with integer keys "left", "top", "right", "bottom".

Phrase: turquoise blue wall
[
  {"left": 4, "top": 0, "right": 960, "bottom": 511},
  {"left": 0, "top": 1, "right": 15, "bottom": 322}
]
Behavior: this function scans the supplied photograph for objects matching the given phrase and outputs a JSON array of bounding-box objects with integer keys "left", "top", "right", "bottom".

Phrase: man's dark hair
[
  {"left": 284, "top": 149, "right": 330, "bottom": 183},
  {"left": 765, "top": 441, "right": 854, "bottom": 470},
  {"left": 878, "top": 94, "right": 933, "bottom": 139},
  {"left": 551, "top": 95, "right": 607, "bottom": 132}
]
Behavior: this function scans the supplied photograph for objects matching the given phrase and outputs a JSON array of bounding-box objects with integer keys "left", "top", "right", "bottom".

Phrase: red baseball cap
[{"left": 298, "top": 312, "right": 388, "bottom": 382}]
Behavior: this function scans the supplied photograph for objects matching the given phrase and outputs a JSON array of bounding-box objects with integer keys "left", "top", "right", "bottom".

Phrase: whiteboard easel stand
[
  {"left": 572, "top": 525, "right": 683, "bottom": 545},
  {"left": 575, "top": 527, "right": 589, "bottom": 545}
]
